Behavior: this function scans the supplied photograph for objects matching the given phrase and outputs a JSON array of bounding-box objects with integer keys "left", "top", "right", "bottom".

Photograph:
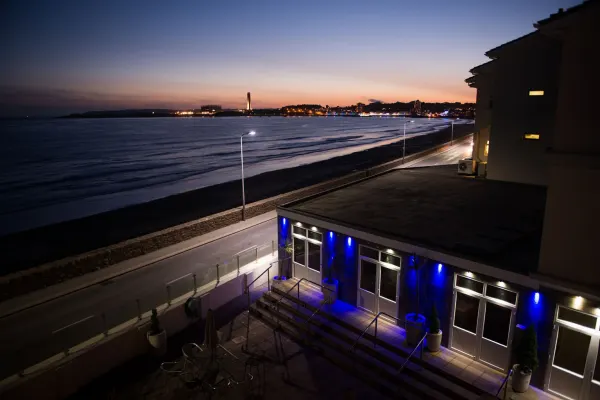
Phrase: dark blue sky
[{"left": 0, "top": 0, "right": 581, "bottom": 116}]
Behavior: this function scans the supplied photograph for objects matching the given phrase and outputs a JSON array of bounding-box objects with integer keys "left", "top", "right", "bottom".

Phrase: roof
[
  {"left": 535, "top": 0, "right": 596, "bottom": 27},
  {"left": 283, "top": 166, "right": 547, "bottom": 275},
  {"left": 485, "top": 31, "right": 539, "bottom": 59}
]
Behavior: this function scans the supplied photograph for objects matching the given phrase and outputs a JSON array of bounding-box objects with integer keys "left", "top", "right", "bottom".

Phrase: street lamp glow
[{"left": 249, "top": 131, "right": 256, "bottom": 136}]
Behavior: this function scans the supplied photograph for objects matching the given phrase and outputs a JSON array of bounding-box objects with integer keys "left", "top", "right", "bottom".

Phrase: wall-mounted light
[
  {"left": 497, "top": 281, "right": 506, "bottom": 288},
  {"left": 282, "top": 218, "right": 287, "bottom": 225},
  {"left": 437, "top": 263, "right": 443, "bottom": 273},
  {"left": 296, "top": 222, "right": 302, "bottom": 227},
  {"left": 594, "top": 308, "right": 600, "bottom": 317},
  {"left": 465, "top": 271, "right": 474, "bottom": 278},
  {"left": 534, "top": 292, "right": 540, "bottom": 305},
  {"left": 347, "top": 237, "right": 352, "bottom": 246},
  {"left": 529, "top": 90, "right": 544, "bottom": 96},
  {"left": 329, "top": 231, "right": 334, "bottom": 239},
  {"left": 386, "top": 249, "right": 394, "bottom": 254},
  {"left": 573, "top": 296, "right": 584, "bottom": 309},
  {"left": 311, "top": 226, "right": 318, "bottom": 232}
]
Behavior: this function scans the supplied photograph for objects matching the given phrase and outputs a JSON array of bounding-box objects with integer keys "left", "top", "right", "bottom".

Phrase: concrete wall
[
  {"left": 485, "top": 33, "right": 561, "bottom": 186},
  {"left": 538, "top": 4, "right": 600, "bottom": 288}
]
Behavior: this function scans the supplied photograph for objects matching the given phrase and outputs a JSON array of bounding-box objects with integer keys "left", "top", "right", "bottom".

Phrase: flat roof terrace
[{"left": 283, "top": 165, "right": 547, "bottom": 275}]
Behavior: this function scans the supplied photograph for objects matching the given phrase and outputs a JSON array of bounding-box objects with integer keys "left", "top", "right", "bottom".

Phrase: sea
[{"left": 0, "top": 117, "right": 471, "bottom": 236}]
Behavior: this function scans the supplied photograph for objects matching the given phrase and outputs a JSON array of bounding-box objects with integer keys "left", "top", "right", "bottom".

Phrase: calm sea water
[{"left": 0, "top": 117, "right": 469, "bottom": 235}]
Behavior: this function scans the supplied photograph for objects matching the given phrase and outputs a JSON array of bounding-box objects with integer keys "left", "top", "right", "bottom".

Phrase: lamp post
[
  {"left": 403, "top": 120, "right": 414, "bottom": 163},
  {"left": 451, "top": 118, "right": 460, "bottom": 146},
  {"left": 240, "top": 131, "right": 256, "bottom": 220}
]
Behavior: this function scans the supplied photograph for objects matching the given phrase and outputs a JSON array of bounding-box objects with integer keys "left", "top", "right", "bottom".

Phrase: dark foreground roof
[{"left": 285, "top": 166, "right": 547, "bottom": 275}]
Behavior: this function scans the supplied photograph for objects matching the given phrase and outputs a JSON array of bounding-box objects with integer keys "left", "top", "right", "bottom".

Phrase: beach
[{"left": 0, "top": 123, "right": 473, "bottom": 275}]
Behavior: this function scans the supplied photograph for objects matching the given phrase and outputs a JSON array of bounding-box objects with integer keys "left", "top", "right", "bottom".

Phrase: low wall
[
  {"left": 0, "top": 133, "right": 472, "bottom": 302},
  {"left": 1, "top": 261, "right": 271, "bottom": 400}
]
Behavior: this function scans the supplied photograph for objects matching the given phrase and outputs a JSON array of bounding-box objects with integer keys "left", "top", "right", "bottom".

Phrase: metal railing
[
  {"left": 271, "top": 277, "right": 334, "bottom": 312},
  {"left": 352, "top": 312, "right": 403, "bottom": 350},
  {"left": 397, "top": 333, "right": 426, "bottom": 374},
  {"left": 3, "top": 239, "right": 277, "bottom": 382},
  {"left": 496, "top": 367, "right": 513, "bottom": 399},
  {"left": 306, "top": 298, "right": 331, "bottom": 335}
]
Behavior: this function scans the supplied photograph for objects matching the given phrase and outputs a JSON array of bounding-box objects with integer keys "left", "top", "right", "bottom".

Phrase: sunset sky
[{"left": 1, "top": 0, "right": 581, "bottom": 116}]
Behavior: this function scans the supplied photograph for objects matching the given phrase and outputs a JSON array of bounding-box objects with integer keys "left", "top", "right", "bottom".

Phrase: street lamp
[
  {"left": 403, "top": 120, "right": 414, "bottom": 163},
  {"left": 240, "top": 131, "right": 256, "bottom": 220},
  {"left": 451, "top": 118, "right": 460, "bottom": 146}
]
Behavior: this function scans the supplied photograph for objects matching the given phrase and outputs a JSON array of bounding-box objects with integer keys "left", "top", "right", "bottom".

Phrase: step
[
  {"left": 257, "top": 297, "right": 454, "bottom": 400},
  {"left": 272, "top": 283, "right": 487, "bottom": 398},
  {"left": 262, "top": 293, "right": 464, "bottom": 400},
  {"left": 249, "top": 302, "right": 403, "bottom": 399}
]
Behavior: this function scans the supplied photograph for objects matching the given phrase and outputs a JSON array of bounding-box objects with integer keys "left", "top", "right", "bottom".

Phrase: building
[
  {"left": 246, "top": 92, "right": 252, "bottom": 112},
  {"left": 411, "top": 100, "right": 422, "bottom": 116},
  {"left": 272, "top": 2, "right": 600, "bottom": 399}
]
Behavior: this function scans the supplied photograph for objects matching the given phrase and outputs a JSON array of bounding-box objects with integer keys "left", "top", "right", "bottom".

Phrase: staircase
[{"left": 248, "top": 278, "right": 491, "bottom": 400}]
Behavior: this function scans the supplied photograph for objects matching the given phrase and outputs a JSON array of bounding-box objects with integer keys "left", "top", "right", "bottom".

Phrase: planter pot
[
  {"left": 512, "top": 364, "right": 532, "bottom": 393},
  {"left": 426, "top": 330, "right": 442, "bottom": 352},
  {"left": 147, "top": 329, "right": 167, "bottom": 356},
  {"left": 322, "top": 278, "right": 338, "bottom": 303},
  {"left": 272, "top": 276, "right": 287, "bottom": 290},
  {"left": 405, "top": 313, "right": 426, "bottom": 346}
]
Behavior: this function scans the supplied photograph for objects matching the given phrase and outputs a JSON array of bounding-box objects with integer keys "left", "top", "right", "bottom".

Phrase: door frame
[
  {"left": 449, "top": 272, "right": 518, "bottom": 372},
  {"left": 357, "top": 245, "right": 401, "bottom": 320},
  {"left": 544, "top": 305, "right": 600, "bottom": 400},
  {"left": 291, "top": 224, "right": 322, "bottom": 285}
]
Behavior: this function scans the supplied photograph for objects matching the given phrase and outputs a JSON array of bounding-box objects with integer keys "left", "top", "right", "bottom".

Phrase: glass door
[
  {"left": 357, "top": 246, "right": 401, "bottom": 319},
  {"left": 547, "top": 306, "right": 600, "bottom": 400},
  {"left": 291, "top": 225, "right": 322, "bottom": 284},
  {"left": 450, "top": 273, "right": 517, "bottom": 372}
]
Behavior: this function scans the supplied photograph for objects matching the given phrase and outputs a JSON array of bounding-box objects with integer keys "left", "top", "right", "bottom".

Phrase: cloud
[{"left": 368, "top": 98, "right": 383, "bottom": 103}]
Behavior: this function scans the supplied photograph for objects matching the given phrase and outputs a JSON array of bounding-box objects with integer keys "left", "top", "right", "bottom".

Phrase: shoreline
[{"left": 0, "top": 124, "right": 473, "bottom": 275}]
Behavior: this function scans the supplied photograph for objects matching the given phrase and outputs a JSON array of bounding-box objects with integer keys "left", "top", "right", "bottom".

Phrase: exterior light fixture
[
  {"left": 329, "top": 232, "right": 334, "bottom": 239},
  {"left": 386, "top": 249, "right": 394, "bottom": 254},
  {"left": 534, "top": 292, "right": 540, "bottom": 305},
  {"left": 573, "top": 296, "right": 584, "bottom": 308},
  {"left": 465, "top": 271, "right": 474, "bottom": 278},
  {"left": 296, "top": 222, "right": 302, "bottom": 227},
  {"left": 311, "top": 227, "right": 318, "bottom": 232},
  {"left": 347, "top": 237, "right": 352, "bottom": 246},
  {"left": 497, "top": 281, "right": 506, "bottom": 288},
  {"left": 282, "top": 218, "right": 287, "bottom": 225},
  {"left": 437, "top": 263, "right": 443, "bottom": 273}
]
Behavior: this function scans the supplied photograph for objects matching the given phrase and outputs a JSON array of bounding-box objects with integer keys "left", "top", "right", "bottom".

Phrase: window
[
  {"left": 557, "top": 307, "right": 597, "bottom": 329},
  {"left": 484, "top": 140, "right": 489, "bottom": 157},
  {"left": 360, "top": 260, "right": 377, "bottom": 293},
  {"left": 483, "top": 303, "right": 512, "bottom": 345},
  {"left": 307, "top": 242, "right": 321, "bottom": 272},
  {"left": 529, "top": 90, "right": 544, "bottom": 96},
  {"left": 380, "top": 253, "right": 401, "bottom": 267},
  {"left": 293, "top": 239, "right": 305, "bottom": 266},
  {"left": 379, "top": 266, "right": 398, "bottom": 302},
  {"left": 554, "top": 327, "right": 590, "bottom": 375},
  {"left": 455, "top": 292, "right": 479, "bottom": 333},
  {"left": 523, "top": 133, "right": 540, "bottom": 140},
  {"left": 360, "top": 246, "right": 379, "bottom": 260},
  {"left": 307, "top": 230, "right": 322, "bottom": 242},
  {"left": 293, "top": 225, "right": 306, "bottom": 236},
  {"left": 486, "top": 285, "right": 518, "bottom": 305},
  {"left": 456, "top": 275, "right": 484, "bottom": 294}
]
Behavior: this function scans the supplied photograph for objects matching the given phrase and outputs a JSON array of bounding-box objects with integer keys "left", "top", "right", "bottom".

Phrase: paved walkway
[
  {"left": 68, "top": 284, "right": 380, "bottom": 400},
  {"left": 277, "top": 279, "right": 559, "bottom": 400}
]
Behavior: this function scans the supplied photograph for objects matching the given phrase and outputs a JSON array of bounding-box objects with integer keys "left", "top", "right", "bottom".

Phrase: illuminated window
[
  {"left": 484, "top": 140, "right": 489, "bottom": 157},
  {"left": 529, "top": 90, "right": 544, "bottom": 96},
  {"left": 523, "top": 133, "right": 540, "bottom": 140}
]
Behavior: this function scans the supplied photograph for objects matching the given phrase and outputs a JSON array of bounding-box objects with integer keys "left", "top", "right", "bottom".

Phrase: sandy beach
[{"left": 0, "top": 124, "right": 473, "bottom": 275}]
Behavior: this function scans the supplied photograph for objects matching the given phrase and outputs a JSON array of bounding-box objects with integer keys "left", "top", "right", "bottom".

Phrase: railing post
[
  {"left": 267, "top": 266, "right": 271, "bottom": 291},
  {"left": 297, "top": 283, "right": 300, "bottom": 308},
  {"left": 237, "top": 255, "right": 240, "bottom": 274},
  {"left": 420, "top": 339, "right": 424, "bottom": 360},
  {"left": 101, "top": 313, "right": 108, "bottom": 337},
  {"left": 166, "top": 285, "right": 172, "bottom": 306},
  {"left": 216, "top": 264, "right": 220, "bottom": 283},
  {"left": 193, "top": 273, "right": 197, "bottom": 294},
  {"left": 255, "top": 247, "right": 258, "bottom": 263},
  {"left": 374, "top": 317, "right": 378, "bottom": 348},
  {"left": 272, "top": 240, "right": 275, "bottom": 256},
  {"left": 136, "top": 299, "right": 142, "bottom": 321}
]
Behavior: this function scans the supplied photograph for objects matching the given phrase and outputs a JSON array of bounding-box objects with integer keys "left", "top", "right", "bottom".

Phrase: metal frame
[
  {"left": 357, "top": 245, "right": 401, "bottom": 320},
  {"left": 545, "top": 305, "right": 600, "bottom": 400},
  {"left": 292, "top": 225, "right": 322, "bottom": 283},
  {"left": 449, "top": 272, "right": 518, "bottom": 372}
]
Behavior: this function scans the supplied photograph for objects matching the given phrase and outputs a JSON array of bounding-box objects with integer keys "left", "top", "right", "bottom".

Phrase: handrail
[
  {"left": 306, "top": 298, "right": 331, "bottom": 330},
  {"left": 272, "top": 277, "right": 334, "bottom": 312},
  {"left": 496, "top": 367, "right": 513, "bottom": 399},
  {"left": 397, "top": 333, "right": 427, "bottom": 374},
  {"left": 245, "top": 256, "right": 291, "bottom": 294},
  {"left": 352, "top": 311, "right": 403, "bottom": 350}
]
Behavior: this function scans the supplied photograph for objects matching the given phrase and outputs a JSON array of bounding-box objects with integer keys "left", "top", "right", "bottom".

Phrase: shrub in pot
[
  {"left": 426, "top": 304, "right": 442, "bottom": 352},
  {"left": 147, "top": 308, "right": 167, "bottom": 356},
  {"left": 405, "top": 313, "right": 426, "bottom": 346},
  {"left": 512, "top": 324, "right": 538, "bottom": 393}
]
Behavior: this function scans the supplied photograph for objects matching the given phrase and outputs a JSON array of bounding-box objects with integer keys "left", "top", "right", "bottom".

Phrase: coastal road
[{"left": 0, "top": 138, "right": 472, "bottom": 379}]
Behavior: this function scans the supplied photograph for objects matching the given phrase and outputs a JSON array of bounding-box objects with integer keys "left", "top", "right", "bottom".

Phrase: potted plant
[
  {"left": 426, "top": 304, "right": 442, "bottom": 352},
  {"left": 405, "top": 254, "right": 426, "bottom": 346},
  {"left": 322, "top": 266, "right": 338, "bottom": 303},
  {"left": 512, "top": 324, "right": 539, "bottom": 393},
  {"left": 147, "top": 308, "right": 167, "bottom": 356},
  {"left": 272, "top": 240, "right": 292, "bottom": 289}
]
